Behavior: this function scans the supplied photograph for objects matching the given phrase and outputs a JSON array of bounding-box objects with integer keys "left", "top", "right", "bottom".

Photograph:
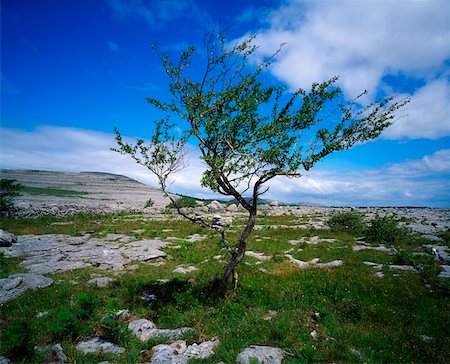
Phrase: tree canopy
[{"left": 114, "top": 31, "right": 409, "bottom": 295}]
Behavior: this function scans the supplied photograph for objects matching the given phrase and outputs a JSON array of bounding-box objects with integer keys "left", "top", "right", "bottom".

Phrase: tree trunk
[{"left": 220, "top": 209, "right": 256, "bottom": 295}]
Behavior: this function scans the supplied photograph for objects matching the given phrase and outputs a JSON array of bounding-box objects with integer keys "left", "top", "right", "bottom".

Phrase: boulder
[
  {"left": 207, "top": 200, "right": 225, "bottom": 212},
  {"left": 0, "top": 229, "right": 16, "bottom": 247},
  {"left": 76, "top": 338, "right": 125, "bottom": 354},
  {"left": 236, "top": 345, "right": 285, "bottom": 364},
  {"left": 150, "top": 338, "right": 219, "bottom": 364},
  {"left": 269, "top": 200, "right": 279, "bottom": 206},
  {"left": 226, "top": 204, "right": 239, "bottom": 212},
  {"left": 52, "top": 343, "right": 68, "bottom": 363},
  {"left": 211, "top": 215, "right": 232, "bottom": 228}
]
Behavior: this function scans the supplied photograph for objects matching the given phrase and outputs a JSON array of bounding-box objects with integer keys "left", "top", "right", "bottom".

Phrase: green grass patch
[{"left": 22, "top": 186, "right": 88, "bottom": 197}]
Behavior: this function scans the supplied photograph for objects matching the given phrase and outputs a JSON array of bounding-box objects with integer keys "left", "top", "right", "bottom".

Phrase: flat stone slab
[
  {"left": 150, "top": 338, "right": 219, "bottom": 364},
  {"left": 236, "top": 345, "right": 286, "bottom": 364},
  {"left": 128, "top": 319, "right": 192, "bottom": 341},
  {"left": 289, "top": 236, "right": 336, "bottom": 245},
  {"left": 245, "top": 251, "right": 272, "bottom": 261},
  {"left": 388, "top": 265, "right": 417, "bottom": 271},
  {"left": 0, "top": 234, "right": 167, "bottom": 275},
  {"left": 438, "top": 265, "right": 450, "bottom": 278},
  {"left": 76, "top": 337, "right": 125, "bottom": 354},
  {"left": 424, "top": 245, "right": 450, "bottom": 263},
  {"left": 352, "top": 245, "right": 395, "bottom": 254},
  {"left": 0, "top": 273, "right": 53, "bottom": 303},
  {"left": 173, "top": 265, "right": 198, "bottom": 274},
  {"left": 0, "top": 229, "right": 17, "bottom": 247},
  {"left": 285, "top": 255, "right": 343, "bottom": 269}
]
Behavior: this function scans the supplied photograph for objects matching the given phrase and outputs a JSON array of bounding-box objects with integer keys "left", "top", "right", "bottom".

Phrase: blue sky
[{"left": 1, "top": 0, "right": 449, "bottom": 207}]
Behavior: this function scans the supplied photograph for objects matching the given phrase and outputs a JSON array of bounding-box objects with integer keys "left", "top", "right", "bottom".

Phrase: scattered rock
[
  {"left": 245, "top": 251, "right": 272, "bottom": 261},
  {"left": 288, "top": 236, "right": 335, "bottom": 245},
  {"left": 0, "top": 356, "right": 10, "bottom": 364},
  {"left": 207, "top": 200, "right": 225, "bottom": 212},
  {"left": 53, "top": 343, "right": 68, "bottom": 363},
  {"left": 0, "top": 273, "right": 53, "bottom": 303},
  {"left": 422, "top": 234, "right": 443, "bottom": 242},
  {"left": 150, "top": 338, "right": 219, "bottom": 364},
  {"left": 226, "top": 204, "right": 239, "bottom": 212},
  {"left": 375, "top": 271, "right": 385, "bottom": 278},
  {"left": 419, "top": 335, "right": 433, "bottom": 342},
  {"left": 352, "top": 245, "right": 395, "bottom": 254},
  {"left": 363, "top": 261, "right": 383, "bottom": 270},
  {"left": 424, "top": 245, "right": 450, "bottom": 263},
  {"left": 388, "top": 265, "right": 417, "bottom": 272},
  {"left": 87, "top": 277, "right": 115, "bottom": 287},
  {"left": 285, "top": 255, "right": 343, "bottom": 269},
  {"left": 76, "top": 338, "right": 125, "bottom": 354},
  {"left": 128, "top": 319, "right": 192, "bottom": 341},
  {"left": 212, "top": 215, "right": 232, "bottom": 228},
  {"left": 263, "top": 310, "right": 277, "bottom": 321},
  {"left": 0, "top": 229, "right": 16, "bottom": 247},
  {"left": 173, "top": 265, "right": 198, "bottom": 274},
  {"left": 236, "top": 345, "right": 285, "bottom": 364},
  {"left": 438, "top": 265, "right": 450, "bottom": 278}
]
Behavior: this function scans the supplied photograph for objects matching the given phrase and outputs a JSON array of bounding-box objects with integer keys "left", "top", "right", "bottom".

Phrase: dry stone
[
  {"left": 150, "top": 338, "right": 219, "bottom": 364},
  {"left": 207, "top": 200, "right": 225, "bottom": 212},
  {"left": 0, "top": 229, "right": 16, "bottom": 247},
  {"left": 0, "top": 273, "right": 53, "bottom": 303},
  {"left": 128, "top": 319, "right": 192, "bottom": 341},
  {"left": 236, "top": 345, "right": 285, "bottom": 364},
  {"left": 76, "top": 338, "right": 125, "bottom": 354}
]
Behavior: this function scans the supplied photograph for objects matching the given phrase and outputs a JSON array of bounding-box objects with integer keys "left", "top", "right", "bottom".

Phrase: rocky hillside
[{"left": 0, "top": 169, "right": 171, "bottom": 216}]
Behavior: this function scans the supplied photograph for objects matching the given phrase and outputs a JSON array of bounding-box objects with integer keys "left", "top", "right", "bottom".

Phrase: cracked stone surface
[
  {"left": 0, "top": 273, "right": 53, "bottom": 303},
  {"left": 0, "top": 234, "right": 167, "bottom": 275},
  {"left": 150, "top": 338, "right": 219, "bottom": 364},
  {"left": 76, "top": 338, "right": 125, "bottom": 354},
  {"left": 236, "top": 345, "right": 286, "bottom": 364},
  {"left": 285, "top": 255, "right": 343, "bottom": 269},
  {"left": 128, "top": 319, "right": 192, "bottom": 341}
]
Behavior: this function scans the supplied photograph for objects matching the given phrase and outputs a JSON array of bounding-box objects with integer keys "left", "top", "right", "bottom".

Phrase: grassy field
[
  {"left": 1, "top": 211, "right": 449, "bottom": 363},
  {"left": 21, "top": 186, "right": 89, "bottom": 197}
]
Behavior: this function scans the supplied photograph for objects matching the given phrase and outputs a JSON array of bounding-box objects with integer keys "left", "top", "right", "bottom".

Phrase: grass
[
  {"left": 0, "top": 211, "right": 449, "bottom": 363},
  {"left": 21, "top": 186, "right": 88, "bottom": 197}
]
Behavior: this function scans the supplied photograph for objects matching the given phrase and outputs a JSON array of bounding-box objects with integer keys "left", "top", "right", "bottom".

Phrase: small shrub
[
  {"left": 1, "top": 320, "right": 35, "bottom": 359},
  {"left": 0, "top": 179, "right": 23, "bottom": 216},
  {"left": 168, "top": 196, "right": 198, "bottom": 209},
  {"left": 366, "top": 214, "right": 406, "bottom": 244},
  {"left": 327, "top": 211, "right": 365, "bottom": 235},
  {"left": 76, "top": 292, "right": 96, "bottom": 319},
  {"left": 145, "top": 198, "right": 155, "bottom": 208},
  {"left": 50, "top": 308, "right": 78, "bottom": 340}
]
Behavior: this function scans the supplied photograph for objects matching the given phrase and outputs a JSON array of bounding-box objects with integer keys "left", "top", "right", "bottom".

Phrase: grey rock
[
  {"left": 236, "top": 345, "right": 285, "bottom": 364},
  {"left": 0, "top": 273, "right": 53, "bottom": 303},
  {"left": 388, "top": 265, "right": 417, "bottom": 271},
  {"left": 150, "top": 338, "right": 219, "bottom": 364},
  {"left": 363, "top": 261, "right": 383, "bottom": 270},
  {"left": 128, "top": 319, "right": 192, "bottom": 341},
  {"left": 438, "top": 265, "right": 450, "bottom": 278},
  {"left": 52, "top": 343, "right": 68, "bottom": 363},
  {"left": 285, "top": 255, "right": 343, "bottom": 269},
  {"left": 226, "top": 204, "right": 239, "bottom": 212},
  {"left": 0, "top": 229, "right": 16, "bottom": 247},
  {"left": 76, "top": 337, "right": 125, "bottom": 354},
  {"left": 419, "top": 335, "right": 433, "bottom": 342},
  {"left": 207, "top": 200, "right": 225, "bottom": 212},
  {"left": 270, "top": 200, "right": 279, "bottom": 206},
  {"left": 422, "top": 234, "right": 443, "bottom": 242},
  {"left": 211, "top": 215, "right": 232, "bottom": 228},
  {"left": 173, "top": 265, "right": 198, "bottom": 274},
  {"left": 246, "top": 251, "right": 272, "bottom": 261},
  {"left": 87, "top": 277, "right": 115, "bottom": 287},
  {"left": 424, "top": 245, "right": 450, "bottom": 263},
  {"left": 0, "top": 356, "right": 10, "bottom": 364},
  {"left": 353, "top": 245, "right": 395, "bottom": 254}
]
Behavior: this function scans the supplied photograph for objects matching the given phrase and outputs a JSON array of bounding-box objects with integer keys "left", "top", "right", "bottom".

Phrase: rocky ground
[{"left": 0, "top": 169, "right": 171, "bottom": 216}]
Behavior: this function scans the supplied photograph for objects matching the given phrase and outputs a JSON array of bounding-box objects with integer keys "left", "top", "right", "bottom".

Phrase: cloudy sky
[{"left": 1, "top": 0, "right": 449, "bottom": 207}]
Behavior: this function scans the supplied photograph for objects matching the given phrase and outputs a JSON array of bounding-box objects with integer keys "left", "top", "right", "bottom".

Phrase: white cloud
[
  {"left": 0, "top": 126, "right": 448, "bottom": 206},
  {"left": 251, "top": 0, "right": 449, "bottom": 97},
  {"left": 383, "top": 78, "right": 450, "bottom": 139}
]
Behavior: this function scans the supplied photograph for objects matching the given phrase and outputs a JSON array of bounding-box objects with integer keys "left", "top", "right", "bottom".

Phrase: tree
[
  {"left": 0, "top": 179, "right": 23, "bottom": 216},
  {"left": 113, "top": 31, "right": 409, "bottom": 296}
]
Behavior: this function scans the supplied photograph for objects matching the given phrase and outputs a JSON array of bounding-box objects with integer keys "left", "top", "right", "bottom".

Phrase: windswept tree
[{"left": 114, "top": 31, "right": 409, "bottom": 296}]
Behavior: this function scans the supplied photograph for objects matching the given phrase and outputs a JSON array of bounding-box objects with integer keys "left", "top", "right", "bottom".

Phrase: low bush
[
  {"left": 0, "top": 179, "right": 23, "bottom": 216},
  {"left": 366, "top": 214, "right": 406, "bottom": 244},
  {"left": 49, "top": 308, "right": 78, "bottom": 340},
  {"left": 1, "top": 320, "right": 35, "bottom": 359},
  {"left": 327, "top": 211, "right": 365, "bottom": 235},
  {"left": 145, "top": 198, "right": 155, "bottom": 208}
]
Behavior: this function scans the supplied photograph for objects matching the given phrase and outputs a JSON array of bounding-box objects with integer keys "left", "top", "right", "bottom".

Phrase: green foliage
[
  {"left": 167, "top": 196, "right": 198, "bottom": 209},
  {"left": 76, "top": 292, "right": 96, "bottom": 319},
  {"left": 1, "top": 320, "right": 34, "bottom": 359},
  {"left": 327, "top": 211, "right": 365, "bottom": 235},
  {"left": 145, "top": 198, "right": 155, "bottom": 208},
  {"left": 0, "top": 179, "right": 23, "bottom": 216},
  {"left": 49, "top": 308, "right": 79, "bottom": 340},
  {"left": 366, "top": 214, "right": 407, "bottom": 244}
]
